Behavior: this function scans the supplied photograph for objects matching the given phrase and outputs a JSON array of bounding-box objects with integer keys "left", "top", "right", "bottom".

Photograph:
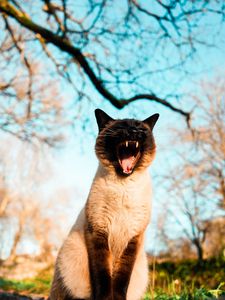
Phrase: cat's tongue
[{"left": 120, "top": 156, "right": 134, "bottom": 174}]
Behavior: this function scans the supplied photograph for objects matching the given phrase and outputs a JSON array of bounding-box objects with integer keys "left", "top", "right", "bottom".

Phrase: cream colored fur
[{"left": 52, "top": 163, "right": 152, "bottom": 300}]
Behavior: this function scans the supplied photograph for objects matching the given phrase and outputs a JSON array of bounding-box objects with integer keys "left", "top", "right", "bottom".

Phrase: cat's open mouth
[{"left": 117, "top": 141, "right": 141, "bottom": 175}]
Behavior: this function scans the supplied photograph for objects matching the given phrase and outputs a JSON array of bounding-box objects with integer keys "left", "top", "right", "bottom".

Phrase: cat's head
[{"left": 95, "top": 109, "right": 159, "bottom": 176}]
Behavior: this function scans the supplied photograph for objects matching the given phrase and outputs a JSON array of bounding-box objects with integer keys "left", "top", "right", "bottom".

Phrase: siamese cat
[{"left": 49, "top": 109, "right": 159, "bottom": 300}]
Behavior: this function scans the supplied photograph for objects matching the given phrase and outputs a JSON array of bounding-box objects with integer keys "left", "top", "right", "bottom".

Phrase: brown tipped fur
[
  {"left": 113, "top": 234, "right": 143, "bottom": 299},
  {"left": 49, "top": 110, "right": 159, "bottom": 300}
]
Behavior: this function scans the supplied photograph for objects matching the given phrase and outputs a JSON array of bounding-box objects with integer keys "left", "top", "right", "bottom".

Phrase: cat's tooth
[
  {"left": 126, "top": 141, "right": 128, "bottom": 147},
  {"left": 136, "top": 141, "right": 139, "bottom": 148}
]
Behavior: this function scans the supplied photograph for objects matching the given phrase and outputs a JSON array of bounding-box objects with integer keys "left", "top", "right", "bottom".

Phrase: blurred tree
[
  {"left": 203, "top": 216, "right": 225, "bottom": 258},
  {"left": 0, "top": 0, "right": 224, "bottom": 143},
  {"left": 181, "top": 78, "right": 225, "bottom": 210},
  {"left": 0, "top": 137, "right": 54, "bottom": 262},
  {"left": 157, "top": 77, "right": 225, "bottom": 262}
]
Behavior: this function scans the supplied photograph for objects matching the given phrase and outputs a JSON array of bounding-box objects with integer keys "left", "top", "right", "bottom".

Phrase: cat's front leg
[
  {"left": 85, "top": 224, "right": 113, "bottom": 300},
  {"left": 113, "top": 234, "right": 142, "bottom": 300}
]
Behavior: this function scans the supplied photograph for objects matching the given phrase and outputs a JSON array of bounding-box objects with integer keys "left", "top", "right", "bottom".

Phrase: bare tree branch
[{"left": 0, "top": 0, "right": 191, "bottom": 120}]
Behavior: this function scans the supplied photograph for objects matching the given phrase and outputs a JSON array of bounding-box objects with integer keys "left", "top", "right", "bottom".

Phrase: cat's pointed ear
[
  {"left": 95, "top": 109, "right": 114, "bottom": 131},
  {"left": 143, "top": 113, "right": 159, "bottom": 130}
]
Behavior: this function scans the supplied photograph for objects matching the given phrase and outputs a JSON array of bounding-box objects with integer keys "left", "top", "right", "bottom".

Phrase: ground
[{"left": 0, "top": 291, "right": 45, "bottom": 300}]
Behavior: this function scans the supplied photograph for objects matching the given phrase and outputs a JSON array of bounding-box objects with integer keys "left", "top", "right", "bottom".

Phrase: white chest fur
[{"left": 86, "top": 164, "right": 152, "bottom": 258}]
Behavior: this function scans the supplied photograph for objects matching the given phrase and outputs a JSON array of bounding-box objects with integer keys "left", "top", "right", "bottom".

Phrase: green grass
[
  {"left": 148, "top": 255, "right": 225, "bottom": 294},
  {"left": 0, "top": 265, "right": 53, "bottom": 295},
  {"left": 0, "top": 277, "right": 50, "bottom": 295},
  {"left": 144, "top": 285, "right": 225, "bottom": 299},
  {"left": 145, "top": 254, "right": 225, "bottom": 299}
]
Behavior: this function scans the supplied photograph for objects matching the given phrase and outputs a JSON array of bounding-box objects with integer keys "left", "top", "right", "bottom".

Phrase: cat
[{"left": 49, "top": 108, "right": 159, "bottom": 300}]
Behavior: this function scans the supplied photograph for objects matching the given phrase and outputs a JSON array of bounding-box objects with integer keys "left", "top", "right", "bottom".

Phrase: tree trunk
[
  {"left": 7, "top": 215, "right": 25, "bottom": 262},
  {"left": 193, "top": 239, "right": 204, "bottom": 264}
]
